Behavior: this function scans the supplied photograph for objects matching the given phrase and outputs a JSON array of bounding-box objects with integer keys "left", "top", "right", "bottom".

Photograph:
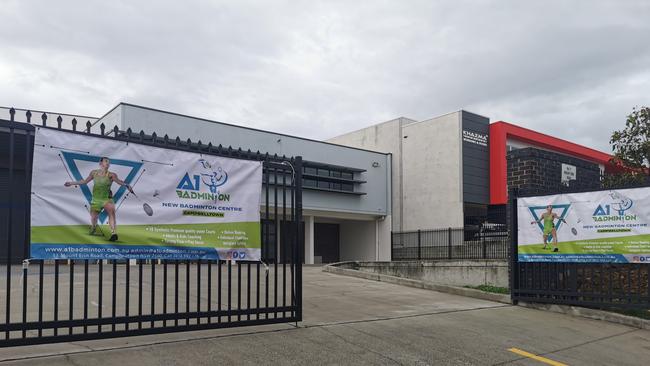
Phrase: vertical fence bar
[
  {"left": 264, "top": 157, "right": 269, "bottom": 318},
  {"left": 447, "top": 227, "right": 452, "bottom": 259},
  {"left": 151, "top": 260, "right": 156, "bottom": 328},
  {"left": 163, "top": 260, "right": 168, "bottom": 327},
  {"left": 83, "top": 260, "right": 89, "bottom": 333},
  {"left": 4, "top": 125, "right": 14, "bottom": 340},
  {"left": 138, "top": 261, "right": 143, "bottom": 329},
  {"left": 54, "top": 261, "right": 59, "bottom": 336},
  {"left": 38, "top": 261, "right": 44, "bottom": 337},
  {"left": 125, "top": 261, "right": 130, "bottom": 331},
  {"left": 256, "top": 262, "right": 260, "bottom": 320},
  {"left": 247, "top": 262, "right": 251, "bottom": 320},
  {"left": 218, "top": 260, "right": 222, "bottom": 324},
  {"left": 289, "top": 160, "right": 294, "bottom": 316},
  {"left": 273, "top": 164, "right": 278, "bottom": 319},
  {"left": 98, "top": 260, "right": 103, "bottom": 333},
  {"left": 174, "top": 260, "right": 179, "bottom": 327},
  {"left": 21, "top": 263, "right": 27, "bottom": 338},
  {"left": 185, "top": 261, "right": 190, "bottom": 325},
  {"left": 282, "top": 165, "right": 287, "bottom": 317},
  {"left": 69, "top": 260, "right": 74, "bottom": 335},
  {"left": 227, "top": 260, "right": 232, "bottom": 322},
  {"left": 25, "top": 124, "right": 34, "bottom": 336},
  {"left": 111, "top": 261, "right": 116, "bottom": 332},
  {"left": 196, "top": 260, "right": 201, "bottom": 324},
  {"left": 294, "top": 156, "right": 303, "bottom": 321},
  {"left": 510, "top": 191, "right": 519, "bottom": 305},
  {"left": 417, "top": 230, "right": 421, "bottom": 260},
  {"left": 207, "top": 260, "right": 212, "bottom": 323},
  {"left": 237, "top": 262, "right": 241, "bottom": 321}
]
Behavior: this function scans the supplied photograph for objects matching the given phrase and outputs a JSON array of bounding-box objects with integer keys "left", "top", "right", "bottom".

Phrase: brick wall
[{"left": 506, "top": 147, "right": 601, "bottom": 194}]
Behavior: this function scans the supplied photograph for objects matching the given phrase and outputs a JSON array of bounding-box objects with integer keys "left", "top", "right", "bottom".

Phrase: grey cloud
[{"left": 0, "top": 0, "right": 648, "bottom": 153}]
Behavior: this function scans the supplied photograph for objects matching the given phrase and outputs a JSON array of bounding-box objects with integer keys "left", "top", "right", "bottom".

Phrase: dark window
[
  {"left": 317, "top": 168, "right": 330, "bottom": 177},
  {"left": 300, "top": 164, "right": 357, "bottom": 193},
  {"left": 304, "top": 166, "right": 317, "bottom": 175}
]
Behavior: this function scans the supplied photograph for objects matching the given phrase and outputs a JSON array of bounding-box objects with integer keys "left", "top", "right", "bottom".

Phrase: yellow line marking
[{"left": 508, "top": 348, "right": 568, "bottom": 366}]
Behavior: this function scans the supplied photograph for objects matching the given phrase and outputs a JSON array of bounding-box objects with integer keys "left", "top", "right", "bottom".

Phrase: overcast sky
[{"left": 1, "top": 1, "right": 648, "bottom": 152}]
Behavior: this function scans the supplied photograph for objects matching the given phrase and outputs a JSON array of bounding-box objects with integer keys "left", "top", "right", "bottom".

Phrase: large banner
[
  {"left": 517, "top": 187, "right": 650, "bottom": 263},
  {"left": 31, "top": 128, "right": 263, "bottom": 260}
]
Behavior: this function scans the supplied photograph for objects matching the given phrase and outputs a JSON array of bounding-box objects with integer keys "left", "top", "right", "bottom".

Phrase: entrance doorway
[{"left": 314, "top": 223, "right": 340, "bottom": 263}]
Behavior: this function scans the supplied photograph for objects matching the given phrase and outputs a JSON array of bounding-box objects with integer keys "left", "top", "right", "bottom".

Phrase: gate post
[
  {"left": 417, "top": 230, "right": 421, "bottom": 260},
  {"left": 294, "top": 156, "right": 303, "bottom": 322},
  {"left": 509, "top": 189, "right": 519, "bottom": 305}
]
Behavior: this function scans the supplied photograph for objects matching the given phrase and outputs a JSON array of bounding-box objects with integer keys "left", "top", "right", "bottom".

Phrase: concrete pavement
[{"left": 1, "top": 266, "right": 648, "bottom": 365}]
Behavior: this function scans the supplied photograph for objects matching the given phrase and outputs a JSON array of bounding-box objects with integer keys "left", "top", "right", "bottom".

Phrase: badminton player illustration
[
  {"left": 64, "top": 157, "right": 133, "bottom": 242},
  {"left": 531, "top": 205, "right": 566, "bottom": 252}
]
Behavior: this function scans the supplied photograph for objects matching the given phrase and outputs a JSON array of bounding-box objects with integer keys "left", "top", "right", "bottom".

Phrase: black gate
[
  {"left": 510, "top": 187, "right": 650, "bottom": 310},
  {"left": 0, "top": 109, "right": 303, "bottom": 347}
]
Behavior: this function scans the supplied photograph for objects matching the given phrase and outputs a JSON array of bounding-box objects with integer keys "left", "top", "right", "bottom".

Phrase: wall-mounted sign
[
  {"left": 561, "top": 163, "right": 576, "bottom": 183},
  {"left": 462, "top": 130, "right": 488, "bottom": 147}
]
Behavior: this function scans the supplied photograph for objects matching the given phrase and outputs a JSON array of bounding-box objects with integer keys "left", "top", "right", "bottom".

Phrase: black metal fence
[
  {"left": 510, "top": 186, "right": 650, "bottom": 310},
  {"left": 391, "top": 227, "right": 509, "bottom": 261},
  {"left": 0, "top": 109, "right": 303, "bottom": 347}
]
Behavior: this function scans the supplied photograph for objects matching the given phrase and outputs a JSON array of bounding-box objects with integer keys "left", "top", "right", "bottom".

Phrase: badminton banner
[
  {"left": 30, "top": 127, "right": 263, "bottom": 261},
  {"left": 517, "top": 187, "right": 650, "bottom": 263}
]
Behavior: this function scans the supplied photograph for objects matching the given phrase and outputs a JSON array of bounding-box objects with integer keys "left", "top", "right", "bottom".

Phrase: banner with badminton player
[
  {"left": 517, "top": 187, "right": 650, "bottom": 263},
  {"left": 30, "top": 127, "right": 263, "bottom": 260}
]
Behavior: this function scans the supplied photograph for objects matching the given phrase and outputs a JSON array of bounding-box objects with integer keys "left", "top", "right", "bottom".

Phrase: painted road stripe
[{"left": 508, "top": 348, "right": 568, "bottom": 366}]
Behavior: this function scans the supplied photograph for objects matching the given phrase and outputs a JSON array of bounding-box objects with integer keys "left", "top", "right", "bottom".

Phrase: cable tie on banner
[
  {"left": 260, "top": 259, "right": 270, "bottom": 273},
  {"left": 22, "top": 259, "right": 30, "bottom": 270}
]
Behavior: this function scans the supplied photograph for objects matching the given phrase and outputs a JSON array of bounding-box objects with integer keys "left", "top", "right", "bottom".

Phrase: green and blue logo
[
  {"left": 176, "top": 159, "right": 230, "bottom": 201},
  {"left": 593, "top": 193, "right": 635, "bottom": 221}
]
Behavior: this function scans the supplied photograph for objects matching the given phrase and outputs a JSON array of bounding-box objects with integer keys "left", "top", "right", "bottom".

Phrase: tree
[{"left": 604, "top": 106, "right": 650, "bottom": 187}]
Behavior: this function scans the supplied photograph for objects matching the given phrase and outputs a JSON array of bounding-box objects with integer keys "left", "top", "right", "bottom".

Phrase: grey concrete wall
[
  {"left": 95, "top": 105, "right": 122, "bottom": 133},
  {"left": 352, "top": 260, "right": 508, "bottom": 287},
  {"left": 376, "top": 216, "right": 392, "bottom": 261},
  {"left": 329, "top": 113, "right": 465, "bottom": 231},
  {"left": 328, "top": 118, "right": 412, "bottom": 232},
  {"left": 102, "top": 103, "right": 391, "bottom": 217},
  {"left": 401, "top": 113, "right": 464, "bottom": 230}
]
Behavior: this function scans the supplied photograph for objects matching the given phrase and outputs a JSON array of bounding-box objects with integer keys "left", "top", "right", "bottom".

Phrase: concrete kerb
[
  {"left": 323, "top": 262, "right": 650, "bottom": 330},
  {"left": 518, "top": 302, "right": 650, "bottom": 330},
  {"left": 322, "top": 262, "right": 512, "bottom": 304}
]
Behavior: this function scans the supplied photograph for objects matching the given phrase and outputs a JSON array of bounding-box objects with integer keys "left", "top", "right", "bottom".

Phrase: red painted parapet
[{"left": 489, "top": 121, "right": 617, "bottom": 204}]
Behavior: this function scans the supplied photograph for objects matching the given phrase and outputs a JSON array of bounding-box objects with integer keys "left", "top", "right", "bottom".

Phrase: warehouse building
[
  {"left": 329, "top": 111, "right": 618, "bottom": 232},
  {"left": 96, "top": 103, "right": 393, "bottom": 264}
]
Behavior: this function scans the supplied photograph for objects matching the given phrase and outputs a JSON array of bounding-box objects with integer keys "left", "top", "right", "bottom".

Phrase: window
[{"left": 301, "top": 165, "right": 357, "bottom": 192}]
